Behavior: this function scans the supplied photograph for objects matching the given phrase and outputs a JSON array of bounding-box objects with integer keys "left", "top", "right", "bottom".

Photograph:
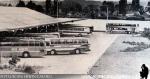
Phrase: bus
[
  {"left": 106, "top": 23, "right": 139, "bottom": 34},
  {"left": 59, "top": 24, "right": 93, "bottom": 37},
  {"left": 0, "top": 37, "right": 90, "bottom": 56},
  {"left": 17, "top": 32, "right": 60, "bottom": 38},
  {"left": 0, "top": 41, "right": 45, "bottom": 58},
  {"left": 44, "top": 37, "right": 90, "bottom": 55}
]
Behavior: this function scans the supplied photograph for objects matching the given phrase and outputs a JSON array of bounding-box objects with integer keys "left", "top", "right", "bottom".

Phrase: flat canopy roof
[{"left": 0, "top": 7, "right": 80, "bottom": 31}]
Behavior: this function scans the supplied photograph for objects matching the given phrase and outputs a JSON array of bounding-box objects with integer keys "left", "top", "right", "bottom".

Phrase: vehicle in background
[
  {"left": 125, "top": 15, "right": 145, "bottom": 21},
  {"left": 106, "top": 23, "right": 139, "bottom": 34},
  {"left": 0, "top": 41, "right": 45, "bottom": 58},
  {"left": 59, "top": 24, "right": 93, "bottom": 37},
  {"left": 44, "top": 37, "right": 90, "bottom": 55},
  {"left": 18, "top": 32, "right": 60, "bottom": 38}
]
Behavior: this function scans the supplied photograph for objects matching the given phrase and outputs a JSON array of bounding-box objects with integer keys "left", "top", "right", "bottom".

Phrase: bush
[
  {"left": 3, "top": 64, "right": 9, "bottom": 69},
  {"left": 0, "top": 66, "right": 3, "bottom": 70},
  {"left": 23, "top": 66, "right": 35, "bottom": 74},
  {"left": 121, "top": 44, "right": 150, "bottom": 52},
  {"left": 122, "top": 41, "right": 146, "bottom": 46}
]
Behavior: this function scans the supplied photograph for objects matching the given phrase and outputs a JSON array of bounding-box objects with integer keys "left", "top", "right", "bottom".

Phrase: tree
[
  {"left": 16, "top": 0, "right": 25, "bottom": 7},
  {"left": 146, "top": 2, "right": 150, "bottom": 12},
  {"left": 46, "top": 0, "right": 52, "bottom": 14},
  {"left": 132, "top": 0, "right": 140, "bottom": 11},
  {"left": 139, "top": 6, "right": 144, "bottom": 15},
  {"left": 53, "top": 0, "right": 58, "bottom": 16},
  {"left": 26, "top": 0, "right": 36, "bottom": 10},
  {"left": 119, "top": 0, "right": 127, "bottom": 15},
  {"left": 61, "top": 0, "right": 82, "bottom": 14},
  {"left": 35, "top": 5, "right": 44, "bottom": 13},
  {"left": 102, "top": 1, "right": 115, "bottom": 14},
  {"left": 26, "top": 0, "right": 44, "bottom": 13}
]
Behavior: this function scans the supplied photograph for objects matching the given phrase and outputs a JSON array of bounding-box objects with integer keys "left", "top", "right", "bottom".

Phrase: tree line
[
  {"left": 14, "top": 0, "right": 149, "bottom": 19},
  {"left": 16, "top": 0, "right": 59, "bottom": 16}
]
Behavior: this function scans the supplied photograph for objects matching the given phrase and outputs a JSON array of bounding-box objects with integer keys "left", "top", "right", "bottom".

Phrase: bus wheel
[
  {"left": 50, "top": 50, "right": 57, "bottom": 55},
  {"left": 74, "top": 49, "right": 81, "bottom": 54},
  {"left": 22, "top": 52, "right": 30, "bottom": 58}
]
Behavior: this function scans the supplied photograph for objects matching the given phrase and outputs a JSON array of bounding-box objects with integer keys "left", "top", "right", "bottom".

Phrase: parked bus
[
  {"left": 44, "top": 37, "right": 90, "bottom": 55},
  {"left": 59, "top": 24, "right": 93, "bottom": 37},
  {"left": 0, "top": 41, "right": 45, "bottom": 58},
  {"left": 106, "top": 23, "right": 139, "bottom": 34},
  {"left": 17, "top": 32, "right": 60, "bottom": 38}
]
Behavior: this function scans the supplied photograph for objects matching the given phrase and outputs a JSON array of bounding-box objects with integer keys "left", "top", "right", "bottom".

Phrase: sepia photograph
[{"left": 0, "top": 0, "right": 150, "bottom": 79}]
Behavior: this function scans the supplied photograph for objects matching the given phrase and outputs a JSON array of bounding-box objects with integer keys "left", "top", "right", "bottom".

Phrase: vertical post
[
  {"left": 57, "top": 0, "right": 60, "bottom": 34},
  {"left": 106, "top": 6, "right": 109, "bottom": 33},
  {"left": 107, "top": 6, "right": 109, "bottom": 20},
  {"left": 0, "top": 52, "right": 1, "bottom": 64},
  {"left": 57, "top": 0, "right": 59, "bottom": 18},
  {"left": 0, "top": 52, "right": 2, "bottom": 64},
  {"left": 46, "top": 25, "right": 48, "bottom": 33}
]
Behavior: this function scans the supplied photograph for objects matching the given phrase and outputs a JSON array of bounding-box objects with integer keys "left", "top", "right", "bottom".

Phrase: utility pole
[
  {"left": 57, "top": 0, "right": 60, "bottom": 36},
  {"left": 0, "top": 52, "right": 2, "bottom": 64},
  {"left": 57, "top": 0, "right": 59, "bottom": 18},
  {"left": 107, "top": 6, "right": 109, "bottom": 20}
]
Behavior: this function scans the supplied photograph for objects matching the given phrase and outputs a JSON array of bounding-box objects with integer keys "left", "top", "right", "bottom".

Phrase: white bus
[
  {"left": 44, "top": 37, "right": 90, "bottom": 55},
  {"left": 17, "top": 32, "right": 60, "bottom": 38},
  {"left": 0, "top": 37, "right": 90, "bottom": 56},
  {"left": 59, "top": 25, "right": 93, "bottom": 37},
  {"left": 106, "top": 23, "right": 139, "bottom": 34},
  {"left": 0, "top": 41, "right": 45, "bottom": 58}
]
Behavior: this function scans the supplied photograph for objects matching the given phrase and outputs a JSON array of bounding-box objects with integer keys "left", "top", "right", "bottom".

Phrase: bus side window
[
  {"left": 46, "top": 42, "right": 50, "bottom": 46},
  {"left": 79, "top": 40, "right": 82, "bottom": 43},
  {"left": 29, "top": 42, "right": 34, "bottom": 46},
  {"left": 74, "top": 40, "right": 77, "bottom": 44},
  {"left": 40, "top": 42, "right": 44, "bottom": 46},
  {"left": 51, "top": 41, "right": 54, "bottom": 44},
  {"left": 58, "top": 39, "right": 61, "bottom": 44},
  {"left": 13, "top": 42, "right": 20, "bottom": 46},
  {"left": 21, "top": 42, "right": 28, "bottom": 46},
  {"left": 35, "top": 42, "right": 39, "bottom": 46},
  {"left": 70, "top": 39, "right": 73, "bottom": 44}
]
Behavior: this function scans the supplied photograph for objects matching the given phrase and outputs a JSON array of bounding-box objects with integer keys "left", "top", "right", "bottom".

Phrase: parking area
[
  {"left": 89, "top": 34, "right": 150, "bottom": 79},
  {"left": 16, "top": 32, "right": 118, "bottom": 74}
]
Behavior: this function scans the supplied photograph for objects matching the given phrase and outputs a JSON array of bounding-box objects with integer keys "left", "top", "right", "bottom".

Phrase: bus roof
[
  {"left": 106, "top": 23, "right": 138, "bottom": 27},
  {"left": 44, "top": 37, "right": 88, "bottom": 41}
]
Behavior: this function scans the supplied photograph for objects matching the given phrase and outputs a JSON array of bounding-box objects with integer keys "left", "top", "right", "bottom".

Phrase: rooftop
[{"left": 0, "top": 7, "right": 79, "bottom": 31}]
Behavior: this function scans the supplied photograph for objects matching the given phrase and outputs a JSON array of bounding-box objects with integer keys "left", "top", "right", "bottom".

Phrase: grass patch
[{"left": 121, "top": 41, "right": 150, "bottom": 52}]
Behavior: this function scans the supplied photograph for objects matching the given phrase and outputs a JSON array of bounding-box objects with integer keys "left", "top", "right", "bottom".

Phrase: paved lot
[
  {"left": 89, "top": 35, "right": 150, "bottom": 79},
  {"left": 17, "top": 32, "right": 118, "bottom": 74}
]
